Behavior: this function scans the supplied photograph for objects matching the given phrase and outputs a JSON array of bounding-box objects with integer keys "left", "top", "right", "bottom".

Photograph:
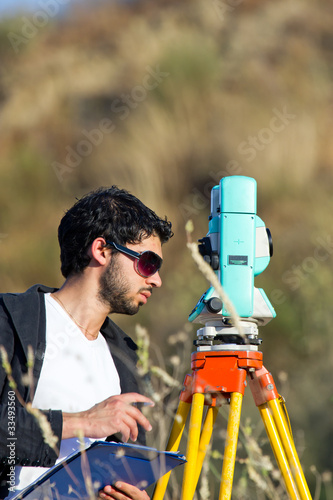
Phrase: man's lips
[{"left": 138, "top": 290, "right": 152, "bottom": 303}]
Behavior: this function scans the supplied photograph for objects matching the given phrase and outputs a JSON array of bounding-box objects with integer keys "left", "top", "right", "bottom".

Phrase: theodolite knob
[{"left": 206, "top": 297, "right": 222, "bottom": 313}]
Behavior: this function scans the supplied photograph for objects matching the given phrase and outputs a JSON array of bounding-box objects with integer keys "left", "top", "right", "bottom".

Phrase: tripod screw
[{"left": 194, "top": 339, "right": 213, "bottom": 346}]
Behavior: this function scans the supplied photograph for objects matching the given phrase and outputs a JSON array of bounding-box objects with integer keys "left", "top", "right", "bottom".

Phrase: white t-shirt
[{"left": 9, "top": 293, "right": 121, "bottom": 496}]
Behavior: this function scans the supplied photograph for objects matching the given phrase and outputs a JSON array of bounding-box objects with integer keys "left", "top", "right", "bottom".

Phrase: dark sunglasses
[{"left": 105, "top": 240, "right": 162, "bottom": 278}]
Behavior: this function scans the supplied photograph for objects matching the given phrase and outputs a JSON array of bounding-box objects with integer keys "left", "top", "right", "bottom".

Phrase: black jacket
[{"left": 0, "top": 284, "right": 144, "bottom": 497}]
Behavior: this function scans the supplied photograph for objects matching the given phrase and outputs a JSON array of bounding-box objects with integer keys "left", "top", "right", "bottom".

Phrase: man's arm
[
  {"left": 63, "top": 393, "right": 154, "bottom": 500},
  {"left": 0, "top": 402, "right": 62, "bottom": 467},
  {"left": 0, "top": 392, "right": 153, "bottom": 467},
  {"left": 62, "top": 393, "right": 154, "bottom": 442}
]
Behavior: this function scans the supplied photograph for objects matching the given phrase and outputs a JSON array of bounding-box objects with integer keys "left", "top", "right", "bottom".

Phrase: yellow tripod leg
[
  {"left": 219, "top": 392, "right": 243, "bottom": 500},
  {"left": 194, "top": 406, "right": 219, "bottom": 489},
  {"left": 152, "top": 399, "right": 190, "bottom": 500},
  {"left": 267, "top": 398, "right": 312, "bottom": 500},
  {"left": 181, "top": 392, "right": 205, "bottom": 500},
  {"left": 259, "top": 403, "right": 301, "bottom": 500}
]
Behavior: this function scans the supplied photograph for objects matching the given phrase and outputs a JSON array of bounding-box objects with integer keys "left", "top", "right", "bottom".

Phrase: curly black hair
[{"left": 58, "top": 186, "right": 173, "bottom": 278}]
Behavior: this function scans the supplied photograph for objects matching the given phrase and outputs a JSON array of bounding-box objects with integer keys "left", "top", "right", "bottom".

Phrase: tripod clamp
[
  {"left": 194, "top": 320, "right": 263, "bottom": 349},
  {"left": 180, "top": 348, "right": 277, "bottom": 407}
]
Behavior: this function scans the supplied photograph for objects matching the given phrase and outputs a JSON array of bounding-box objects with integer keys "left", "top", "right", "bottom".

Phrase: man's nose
[{"left": 147, "top": 271, "right": 162, "bottom": 288}]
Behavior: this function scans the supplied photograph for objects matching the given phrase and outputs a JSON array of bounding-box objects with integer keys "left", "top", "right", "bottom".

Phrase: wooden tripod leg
[
  {"left": 219, "top": 392, "right": 243, "bottom": 500},
  {"left": 152, "top": 399, "right": 190, "bottom": 500},
  {"left": 181, "top": 392, "right": 205, "bottom": 500}
]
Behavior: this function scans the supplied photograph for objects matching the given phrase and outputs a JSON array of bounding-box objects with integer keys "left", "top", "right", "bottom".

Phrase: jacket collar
[{"left": 2, "top": 284, "right": 56, "bottom": 360}]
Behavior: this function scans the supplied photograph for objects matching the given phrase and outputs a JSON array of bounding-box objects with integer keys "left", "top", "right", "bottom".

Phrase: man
[{"left": 0, "top": 186, "right": 173, "bottom": 499}]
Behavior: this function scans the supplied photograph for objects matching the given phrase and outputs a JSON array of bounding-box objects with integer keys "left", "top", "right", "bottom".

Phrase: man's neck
[{"left": 51, "top": 275, "right": 109, "bottom": 341}]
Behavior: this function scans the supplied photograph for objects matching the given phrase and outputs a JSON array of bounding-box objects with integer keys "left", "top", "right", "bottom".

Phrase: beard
[{"left": 98, "top": 257, "right": 141, "bottom": 315}]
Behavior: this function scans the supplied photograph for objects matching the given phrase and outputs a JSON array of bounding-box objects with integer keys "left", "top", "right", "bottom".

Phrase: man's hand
[
  {"left": 99, "top": 482, "right": 150, "bottom": 499},
  {"left": 62, "top": 393, "right": 154, "bottom": 442}
]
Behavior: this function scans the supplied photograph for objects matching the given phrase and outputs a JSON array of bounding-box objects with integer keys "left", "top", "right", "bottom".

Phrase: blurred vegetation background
[{"left": 0, "top": 0, "right": 333, "bottom": 497}]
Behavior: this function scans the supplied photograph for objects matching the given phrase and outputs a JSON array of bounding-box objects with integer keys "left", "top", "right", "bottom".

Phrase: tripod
[{"left": 152, "top": 343, "right": 312, "bottom": 500}]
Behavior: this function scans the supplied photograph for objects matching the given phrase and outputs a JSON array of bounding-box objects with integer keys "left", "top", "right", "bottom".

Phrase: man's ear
[{"left": 88, "top": 238, "right": 110, "bottom": 266}]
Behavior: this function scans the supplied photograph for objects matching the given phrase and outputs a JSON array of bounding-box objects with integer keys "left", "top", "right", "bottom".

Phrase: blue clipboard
[{"left": 13, "top": 441, "right": 186, "bottom": 499}]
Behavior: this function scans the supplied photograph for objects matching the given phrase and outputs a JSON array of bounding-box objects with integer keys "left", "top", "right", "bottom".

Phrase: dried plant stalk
[{"left": 185, "top": 221, "right": 244, "bottom": 337}]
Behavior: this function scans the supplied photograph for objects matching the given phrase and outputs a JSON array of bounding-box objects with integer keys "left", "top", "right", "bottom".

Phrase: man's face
[{"left": 98, "top": 235, "right": 163, "bottom": 315}]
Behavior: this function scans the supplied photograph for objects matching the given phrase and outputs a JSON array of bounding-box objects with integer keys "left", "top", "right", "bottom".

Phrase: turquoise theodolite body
[{"left": 189, "top": 175, "right": 276, "bottom": 346}]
